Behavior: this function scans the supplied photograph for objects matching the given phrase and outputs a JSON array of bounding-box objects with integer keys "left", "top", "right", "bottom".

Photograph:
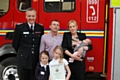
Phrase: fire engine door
[
  {"left": 38, "top": 0, "right": 81, "bottom": 30},
  {"left": 0, "top": 0, "right": 14, "bottom": 29}
]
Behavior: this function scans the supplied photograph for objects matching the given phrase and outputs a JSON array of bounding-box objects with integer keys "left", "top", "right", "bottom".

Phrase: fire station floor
[
  {"left": 85, "top": 72, "right": 106, "bottom": 80},
  {"left": 86, "top": 77, "right": 106, "bottom": 80}
]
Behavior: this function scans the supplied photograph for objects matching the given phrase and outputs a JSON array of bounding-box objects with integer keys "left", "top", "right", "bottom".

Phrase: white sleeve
[
  {"left": 63, "top": 58, "right": 68, "bottom": 66},
  {"left": 49, "top": 60, "right": 53, "bottom": 66}
]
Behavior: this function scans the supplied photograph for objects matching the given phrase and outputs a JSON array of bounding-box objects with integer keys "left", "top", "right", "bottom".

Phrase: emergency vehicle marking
[
  {"left": 86, "top": 0, "right": 99, "bottom": 23},
  {"left": 0, "top": 30, "right": 104, "bottom": 38}
]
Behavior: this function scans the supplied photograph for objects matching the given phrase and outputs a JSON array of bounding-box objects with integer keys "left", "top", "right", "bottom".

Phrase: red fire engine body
[{"left": 0, "top": 0, "right": 114, "bottom": 80}]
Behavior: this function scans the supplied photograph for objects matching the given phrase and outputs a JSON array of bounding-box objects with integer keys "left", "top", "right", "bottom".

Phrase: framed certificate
[{"left": 50, "top": 64, "right": 65, "bottom": 80}]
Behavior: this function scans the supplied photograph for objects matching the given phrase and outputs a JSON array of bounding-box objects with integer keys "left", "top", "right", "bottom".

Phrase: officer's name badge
[{"left": 23, "top": 32, "right": 29, "bottom": 34}]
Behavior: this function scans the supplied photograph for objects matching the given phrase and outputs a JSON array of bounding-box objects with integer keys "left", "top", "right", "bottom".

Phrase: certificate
[{"left": 50, "top": 64, "right": 65, "bottom": 80}]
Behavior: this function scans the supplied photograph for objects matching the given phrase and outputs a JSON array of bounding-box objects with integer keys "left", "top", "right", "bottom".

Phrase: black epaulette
[{"left": 38, "top": 23, "right": 43, "bottom": 26}]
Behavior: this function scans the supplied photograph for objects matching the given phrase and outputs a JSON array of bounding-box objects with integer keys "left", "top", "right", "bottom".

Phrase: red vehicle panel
[{"left": 0, "top": 0, "right": 113, "bottom": 80}]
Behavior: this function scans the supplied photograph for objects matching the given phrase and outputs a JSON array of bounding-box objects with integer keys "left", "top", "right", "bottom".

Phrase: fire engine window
[
  {"left": 44, "top": 0, "right": 75, "bottom": 12},
  {"left": 0, "top": 0, "right": 9, "bottom": 17},
  {"left": 18, "top": 0, "right": 32, "bottom": 11}
]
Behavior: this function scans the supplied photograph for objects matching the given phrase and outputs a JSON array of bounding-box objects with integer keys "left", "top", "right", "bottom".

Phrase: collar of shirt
[
  {"left": 49, "top": 32, "right": 59, "bottom": 37},
  {"left": 28, "top": 22, "right": 35, "bottom": 28},
  {"left": 52, "top": 58, "right": 60, "bottom": 62},
  {"left": 40, "top": 62, "right": 48, "bottom": 70}
]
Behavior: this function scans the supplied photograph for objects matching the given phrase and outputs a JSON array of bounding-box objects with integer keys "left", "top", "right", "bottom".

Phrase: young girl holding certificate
[
  {"left": 35, "top": 51, "right": 50, "bottom": 80},
  {"left": 49, "top": 46, "right": 71, "bottom": 80}
]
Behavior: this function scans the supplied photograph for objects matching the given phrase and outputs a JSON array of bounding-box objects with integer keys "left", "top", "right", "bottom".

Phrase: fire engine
[{"left": 0, "top": 0, "right": 118, "bottom": 80}]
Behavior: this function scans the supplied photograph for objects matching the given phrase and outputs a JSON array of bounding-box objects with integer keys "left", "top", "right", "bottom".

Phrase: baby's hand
[
  {"left": 77, "top": 53, "right": 81, "bottom": 57},
  {"left": 79, "top": 58, "right": 83, "bottom": 61},
  {"left": 78, "top": 41, "right": 82, "bottom": 44},
  {"left": 83, "top": 46, "right": 88, "bottom": 50}
]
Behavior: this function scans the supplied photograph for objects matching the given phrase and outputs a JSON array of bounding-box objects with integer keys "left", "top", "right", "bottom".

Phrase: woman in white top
[{"left": 49, "top": 46, "right": 71, "bottom": 80}]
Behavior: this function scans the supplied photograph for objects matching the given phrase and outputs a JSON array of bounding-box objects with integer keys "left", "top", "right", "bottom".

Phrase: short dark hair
[
  {"left": 50, "top": 20, "right": 59, "bottom": 25},
  {"left": 39, "top": 51, "right": 49, "bottom": 59}
]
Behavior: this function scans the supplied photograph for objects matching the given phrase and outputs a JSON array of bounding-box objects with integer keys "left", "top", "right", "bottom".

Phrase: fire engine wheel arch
[{"left": 0, "top": 57, "right": 18, "bottom": 80}]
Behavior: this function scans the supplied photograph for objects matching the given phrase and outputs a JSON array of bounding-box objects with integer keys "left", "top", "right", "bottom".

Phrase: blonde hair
[
  {"left": 53, "top": 46, "right": 64, "bottom": 63},
  {"left": 68, "top": 20, "right": 78, "bottom": 27}
]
